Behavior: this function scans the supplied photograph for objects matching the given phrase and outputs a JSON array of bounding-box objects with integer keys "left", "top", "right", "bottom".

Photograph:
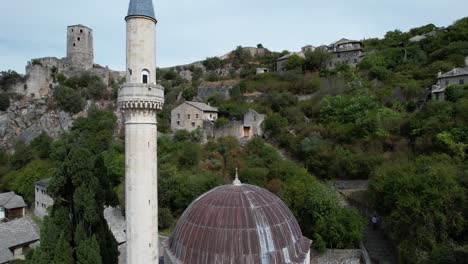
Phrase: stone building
[
  {"left": 67, "top": 24, "right": 94, "bottom": 70},
  {"left": 276, "top": 45, "right": 314, "bottom": 72},
  {"left": 171, "top": 101, "right": 218, "bottom": 132},
  {"left": 0, "top": 217, "right": 40, "bottom": 263},
  {"left": 328, "top": 38, "right": 365, "bottom": 69},
  {"left": 431, "top": 66, "right": 468, "bottom": 100},
  {"left": 0, "top": 192, "right": 26, "bottom": 221},
  {"left": 34, "top": 179, "right": 54, "bottom": 220},
  {"left": 205, "top": 109, "right": 265, "bottom": 140},
  {"left": 164, "top": 173, "right": 312, "bottom": 264}
]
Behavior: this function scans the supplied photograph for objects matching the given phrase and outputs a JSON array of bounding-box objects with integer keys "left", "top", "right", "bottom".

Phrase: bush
[
  {"left": 54, "top": 85, "right": 85, "bottom": 114},
  {"left": 0, "top": 70, "right": 24, "bottom": 92},
  {"left": 215, "top": 117, "right": 229, "bottom": 128},
  {"left": 0, "top": 94, "right": 9, "bottom": 111},
  {"left": 203, "top": 57, "right": 223, "bottom": 71},
  {"left": 158, "top": 208, "right": 174, "bottom": 230}
]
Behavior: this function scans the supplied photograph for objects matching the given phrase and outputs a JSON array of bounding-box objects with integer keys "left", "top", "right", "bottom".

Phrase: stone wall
[{"left": 310, "top": 249, "right": 362, "bottom": 264}]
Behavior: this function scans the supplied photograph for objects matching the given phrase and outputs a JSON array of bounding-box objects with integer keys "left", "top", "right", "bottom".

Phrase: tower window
[
  {"left": 77, "top": 37, "right": 81, "bottom": 41},
  {"left": 73, "top": 43, "right": 76, "bottom": 47},
  {"left": 71, "top": 29, "right": 74, "bottom": 32},
  {"left": 80, "top": 29, "right": 83, "bottom": 33},
  {"left": 142, "top": 69, "right": 150, "bottom": 84}
]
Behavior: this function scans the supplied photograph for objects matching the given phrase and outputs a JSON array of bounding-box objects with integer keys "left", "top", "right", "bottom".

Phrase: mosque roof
[
  {"left": 126, "top": 0, "right": 156, "bottom": 22},
  {"left": 166, "top": 181, "right": 312, "bottom": 264}
]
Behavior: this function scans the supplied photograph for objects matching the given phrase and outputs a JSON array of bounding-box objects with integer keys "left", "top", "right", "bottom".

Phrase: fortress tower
[
  {"left": 117, "top": 0, "right": 164, "bottom": 263},
  {"left": 66, "top": 24, "right": 94, "bottom": 69}
]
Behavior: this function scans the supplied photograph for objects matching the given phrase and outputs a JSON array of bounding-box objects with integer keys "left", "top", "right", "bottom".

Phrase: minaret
[{"left": 118, "top": 0, "right": 164, "bottom": 263}]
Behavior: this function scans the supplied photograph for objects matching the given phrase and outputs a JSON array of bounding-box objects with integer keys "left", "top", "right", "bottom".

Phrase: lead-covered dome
[
  {"left": 165, "top": 184, "right": 312, "bottom": 264},
  {"left": 126, "top": 0, "right": 156, "bottom": 22}
]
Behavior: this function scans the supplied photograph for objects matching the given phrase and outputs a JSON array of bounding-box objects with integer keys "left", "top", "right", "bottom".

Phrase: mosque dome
[
  {"left": 165, "top": 180, "right": 312, "bottom": 264},
  {"left": 126, "top": 0, "right": 156, "bottom": 22}
]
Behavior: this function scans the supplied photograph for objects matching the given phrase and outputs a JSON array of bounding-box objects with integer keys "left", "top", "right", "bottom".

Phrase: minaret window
[{"left": 142, "top": 69, "right": 150, "bottom": 84}]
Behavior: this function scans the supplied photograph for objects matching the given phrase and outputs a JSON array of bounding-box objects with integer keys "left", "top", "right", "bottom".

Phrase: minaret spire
[{"left": 233, "top": 168, "right": 242, "bottom": 185}]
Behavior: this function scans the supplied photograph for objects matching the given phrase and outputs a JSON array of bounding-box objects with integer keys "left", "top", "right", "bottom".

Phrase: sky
[{"left": 0, "top": 0, "right": 467, "bottom": 73}]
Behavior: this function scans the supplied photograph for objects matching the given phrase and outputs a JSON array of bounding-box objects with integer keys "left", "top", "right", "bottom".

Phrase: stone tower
[
  {"left": 66, "top": 24, "right": 94, "bottom": 69},
  {"left": 118, "top": 0, "right": 164, "bottom": 263}
]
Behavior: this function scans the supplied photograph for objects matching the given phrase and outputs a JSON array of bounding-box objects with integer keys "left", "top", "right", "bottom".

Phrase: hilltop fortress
[{"left": 11, "top": 24, "right": 124, "bottom": 99}]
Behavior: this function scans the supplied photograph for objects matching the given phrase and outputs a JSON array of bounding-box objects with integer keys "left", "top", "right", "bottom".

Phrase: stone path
[{"left": 363, "top": 224, "right": 398, "bottom": 264}]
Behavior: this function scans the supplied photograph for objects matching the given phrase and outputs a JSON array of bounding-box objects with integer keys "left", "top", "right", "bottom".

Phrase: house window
[
  {"left": 354, "top": 59, "right": 358, "bottom": 63},
  {"left": 196, "top": 114, "right": 199, "bottom": 119},
  {"left": 142, "top": 69, "right": 150, "bottom": 84},
  {"left": 192, "top": 122, "right": 196, "bottom": 127},
  {"left": 187, "top": 114, "right": 191, "bottom": 119},
  {"left": 209, "top": 114, "right": 212, "bottom": 118},
  {"left": 177, "top": 114, "right": 180, "bottom": 119},
  {"left": 337, "top": 54, "right": 341, "bottom": 58},
  {"left": 460, "top": 79, "right": 465, "bottom": 85},
  {"left": 36, "top": 202, "right": 39, "bottom": 206},
  {"left": 177, "top": 121, "right": 180, "bottom": 126},
  {"left": 445, "top": 80, "right": 449, "bottom": 86}
]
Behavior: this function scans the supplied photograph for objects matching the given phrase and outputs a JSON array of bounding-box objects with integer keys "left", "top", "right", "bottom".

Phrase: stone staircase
[{"left": 362, "top": 224, "right": 398, "bottom": 264}]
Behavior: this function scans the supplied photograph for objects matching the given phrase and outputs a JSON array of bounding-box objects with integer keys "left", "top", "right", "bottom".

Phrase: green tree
[
  {"left": 304, "top": 49, "right": 332, "bottom": 71},
  {"left": 264, "top": 113, "right": 288, "bottom": 136},
  {"left": 31, "top": 132, "right": 52, "bottom": 159},
  {"left": 10, "top": 142, "right": 33, "bottom": 170},
  {"left": 54, "top": 85, "right": 85, "bottom": 114},
  {"left": 285, "top": 54, "right": 305, "bottom": 71}
]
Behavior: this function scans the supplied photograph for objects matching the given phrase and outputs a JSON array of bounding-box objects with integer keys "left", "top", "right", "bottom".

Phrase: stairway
[{"left": 363, "top": 224, "right": 398, "bottom": 264}]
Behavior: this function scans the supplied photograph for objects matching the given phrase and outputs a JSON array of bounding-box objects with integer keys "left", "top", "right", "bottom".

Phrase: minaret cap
[
  {"left": 126, "top": 0, "right": 157, "bottom": 22},
  {"left": 233, "top": 168, "right": 242, "bottom": 186}
]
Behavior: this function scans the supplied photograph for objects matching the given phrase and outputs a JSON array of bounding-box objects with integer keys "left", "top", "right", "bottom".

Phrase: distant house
[
  {"left": 276, "top": 45, "right": 315, "bottom": 72},
  {"left": 205, "top": 109, "right": 265, "bottom": 140},
  {"left": 171, "top": 101, "right": 218, "bottom": 132},
  {"left": 0, "top": 217, "right": 40, "bottom": 263},
  {"left": 0, "top": 192, "right": 27, "bottom": 221},
  {"left": 327, "top": 38, "right": 365, "bottom": 69},
  {"left": 34, "top": 179, "right": 54, "bottom": 220},
  {"left": 431, "top": 66, "right": 468, "bottom": 101}
]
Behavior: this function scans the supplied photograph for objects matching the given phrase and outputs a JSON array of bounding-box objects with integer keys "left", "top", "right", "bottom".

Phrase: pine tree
[{"left": 52, "top": 233, "right": 74, "bottom": 264}]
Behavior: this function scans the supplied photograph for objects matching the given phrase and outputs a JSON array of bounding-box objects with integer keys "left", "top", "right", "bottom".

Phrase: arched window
[{"left": 142, "top": 69, "right": 150, "bottom": 84}]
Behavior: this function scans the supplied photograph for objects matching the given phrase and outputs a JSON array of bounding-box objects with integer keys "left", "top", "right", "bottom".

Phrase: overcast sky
[{"left": 1, "top": 0, "right": 467, "bottom": 73}]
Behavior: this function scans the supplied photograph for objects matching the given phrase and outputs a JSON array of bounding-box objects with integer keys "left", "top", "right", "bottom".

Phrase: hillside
[{"left": 0, "top": 16, "right": 467, "bottom": 264}]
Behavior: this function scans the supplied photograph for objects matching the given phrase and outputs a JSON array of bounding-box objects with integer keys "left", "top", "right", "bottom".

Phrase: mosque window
[{"left": 142, "top": 69, "right": 150, "bottom": 84}]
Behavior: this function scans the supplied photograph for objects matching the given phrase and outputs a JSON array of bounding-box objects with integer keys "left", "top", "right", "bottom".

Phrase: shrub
[
  {"left": 203, "top": 57, "right": 223, "bottom": 71},
  {"left": 215, "top": 117, "right": 229, "bottom": 128},
  {"left": 173, "top": 130, "right": 191, "bottom": 142},
  {"left": 0, "top": 70, "right": 24, "bottom": 92},
  {"left": 158, "top": 208, "right": 174, "bottom": 230},
  {"left": 0, "top": 94, "right": 9, "bottom": 111},
  {"left": 54, "top": 85, "right": 85, "bottom": 114}
]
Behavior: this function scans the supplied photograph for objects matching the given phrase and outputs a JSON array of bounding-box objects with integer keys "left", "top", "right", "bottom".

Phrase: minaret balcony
[{"left": 118, "top": 83, "right": 164, "bottom": 110}]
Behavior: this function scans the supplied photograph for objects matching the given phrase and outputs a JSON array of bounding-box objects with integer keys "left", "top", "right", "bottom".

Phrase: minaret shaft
[{"left": 119, "top": 1, "right": 164, "bottom": 263}]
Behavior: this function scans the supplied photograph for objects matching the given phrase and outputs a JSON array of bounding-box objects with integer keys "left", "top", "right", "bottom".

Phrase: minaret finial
[{"left": 233, "top": 168, "right": 242, "bottom": 185}]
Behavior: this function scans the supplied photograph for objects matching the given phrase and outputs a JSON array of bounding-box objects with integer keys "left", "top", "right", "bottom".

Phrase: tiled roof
[
  {"left": 438, "top": 66, "right": 468, "bottom": 79},
  {"left": 0, "top": 192, "right": 26, "bottom": 209},
  {"left": 168, "top": 184, "right": 312, "bottom": 264},
  {"left": 35, "top": 178, "right": 51, "bottom": 188},
  {"left": 126, "top": 0, "right": 156, "bottom": 21},
  {"left": 0, "top": 217, "right": 40, "bottom": 263},
  {"left": 185, "top": 101, "right": 218, "bottom": 112},
  {"left": 333, "top": 38, "right": 361, "bottom": 45},
  {"left": 0, "top": 247, "right": 13, "bottom": 264}
]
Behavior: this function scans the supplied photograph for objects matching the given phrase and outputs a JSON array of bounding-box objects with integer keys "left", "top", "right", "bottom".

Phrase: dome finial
[{"left": 233, "top": 168, "right": 241, "bottom": 185}]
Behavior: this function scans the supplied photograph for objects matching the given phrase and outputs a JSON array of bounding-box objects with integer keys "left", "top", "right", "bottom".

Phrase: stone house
[
  {"left": 0, "top": 192, "right": 27, "bottom": 221},
  {"left": 276, "top": 45, "right": 314, "bottom": 72},
  {"left": 34, "top": 178, "right": 54, "bottom": 220},
  {"left": 431, "top": 66, "right": 468, "bottom": 101},
  {"left": 171, "top": 101, "right": 218, "bottom": 132},
  {"left": 327, "top": 38, "right": 365, "bottom": 69},
  {"left": 205, "top": 109, "right": 265, "bottom": 140},
  {"left": 0, "top": 217, "right": 40, "bottom": 263}
]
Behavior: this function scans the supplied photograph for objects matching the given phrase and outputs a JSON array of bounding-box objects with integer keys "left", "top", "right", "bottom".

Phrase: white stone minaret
[{"left": 118, "top": 0, "right": 164, "bottom": 263}]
